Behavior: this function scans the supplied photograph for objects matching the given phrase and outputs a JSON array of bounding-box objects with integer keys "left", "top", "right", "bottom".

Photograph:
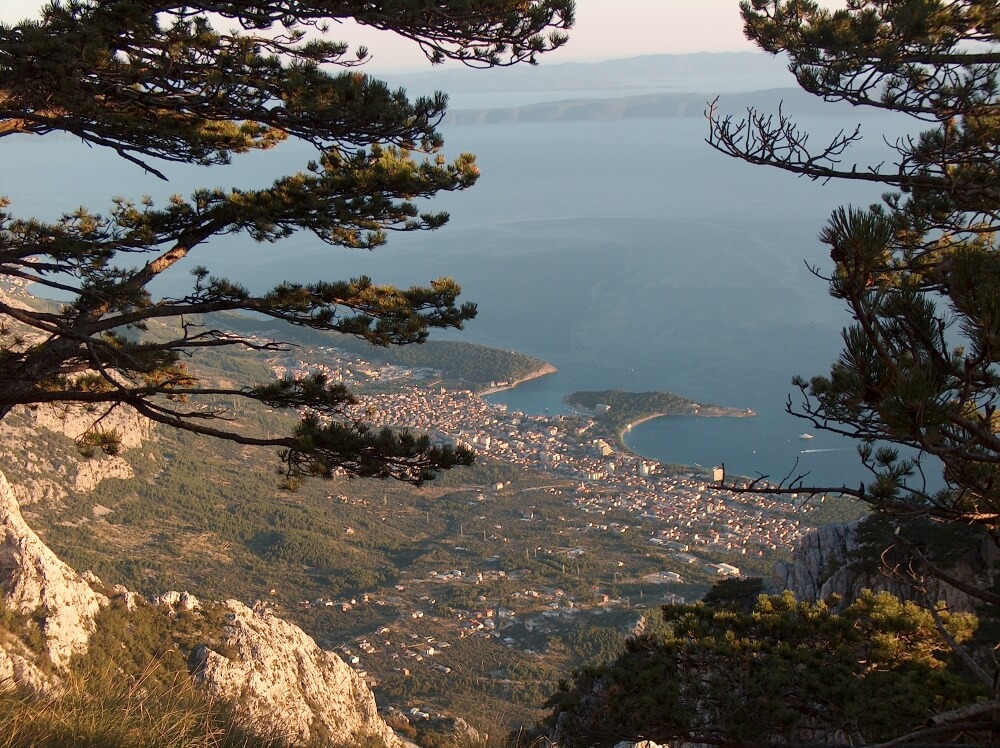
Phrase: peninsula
[
  {"left": 204, "top": 311, "right": 555, "bottom": 393},
  {"left": 565, "top": 389, "right": 754, "bottom": 448},
  {"left": 479, "top": 361, "right": 558, "bottom": 396}
]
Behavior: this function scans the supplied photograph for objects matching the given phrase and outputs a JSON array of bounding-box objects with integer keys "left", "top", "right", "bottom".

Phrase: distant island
[
  {"left": 445, "top": 87, "right": 827, "bottom": 126},
  {"left": 565, "top": 389, "right": 754, "bottom": 448}
]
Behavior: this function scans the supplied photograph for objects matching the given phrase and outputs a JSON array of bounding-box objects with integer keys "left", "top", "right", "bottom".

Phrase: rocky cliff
[
  {"left": 775, "top": 519, "right": 998, "bottom": 612},
  {"left": 0, "top": 470, "right": 108, "bottom": 671},
  {"left": 191, "top": 599, "right": 400, "bottom": 747},
  {"left": 0, "top": 402, "right": 151, "bottom": 510},
  {"left": 0, "top": 394, "right": 406, "bottom": 747},
  {"left": 773, "top": 522, "right": 861, "bottom": 603},
  {"left": 0, "top": 465, "right": 405, "bottom": 746}
]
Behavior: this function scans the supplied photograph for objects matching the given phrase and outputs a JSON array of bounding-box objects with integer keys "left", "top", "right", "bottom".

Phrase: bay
[{"left": 2, "top": 108, "right": 914, "bottom": 490}]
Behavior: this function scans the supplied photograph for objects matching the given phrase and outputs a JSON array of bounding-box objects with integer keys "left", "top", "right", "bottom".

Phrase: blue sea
[{"left": 2, "top": 95, "right": 923, "bottom": 491}]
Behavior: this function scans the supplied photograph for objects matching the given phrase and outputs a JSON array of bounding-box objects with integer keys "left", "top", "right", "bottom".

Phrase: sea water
[{"left": 2, "top": 108, "right": 926, "bottom": 490}]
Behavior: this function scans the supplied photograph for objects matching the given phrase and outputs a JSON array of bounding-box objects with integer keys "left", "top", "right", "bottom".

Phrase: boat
[{"left": 799, "top": 433, "right": 814, "bottom": 440}]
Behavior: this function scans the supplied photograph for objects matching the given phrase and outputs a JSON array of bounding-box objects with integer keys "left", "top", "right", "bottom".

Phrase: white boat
[{"left": 799, "top": 433, "right": 814, "bottom": 440}]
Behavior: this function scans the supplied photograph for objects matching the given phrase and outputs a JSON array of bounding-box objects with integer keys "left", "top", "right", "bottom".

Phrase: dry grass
[{"left": 0, "top": 658, "right": 288, "bottom": 748}]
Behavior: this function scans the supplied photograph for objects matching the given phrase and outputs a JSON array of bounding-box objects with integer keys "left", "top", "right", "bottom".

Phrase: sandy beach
[{"left": 478, "top": 363, "right": 558, "bottom": 396}]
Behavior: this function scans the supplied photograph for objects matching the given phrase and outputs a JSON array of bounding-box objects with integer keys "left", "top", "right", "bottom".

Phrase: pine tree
[
  {"left": 0, "top": 0, "right": 574, "bottom": 484},
  {"left": 547, "top": 590, "right": 984, "bottom": 747},
  {"left": 709, "top": 0, "right": 1000, "bottom": 600}
]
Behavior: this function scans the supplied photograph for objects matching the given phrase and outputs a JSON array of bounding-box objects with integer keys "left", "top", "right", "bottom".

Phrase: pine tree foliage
[
  {"left": 547, "top": 590, "right": 986, "bottom": 748},
  {"left": 0, "top": 0, "right": 574, "bottom": 483},
  {"left": 709, "top": 0, "right": 1000, "bottom": 593},
  {"left": 693, "top": 5, "right": 1000, "bottom": 740}
]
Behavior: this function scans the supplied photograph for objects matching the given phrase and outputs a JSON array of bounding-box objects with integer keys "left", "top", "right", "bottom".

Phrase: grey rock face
[
  {"left": 0, "top": 645, "right": 55, "bottom": 696},
  {"left": 775, "top": 520, "right": 997, "bottom": 612},
  {"left": 0, "top": 470, "right": 107, "bottom": 669},
  {"left": 773, "top": 522, "right": 860, "bottom": 603},
  {"left": 191, "top": 599, "right": 401, "bottom": 747},
  {"left": 0, "top": 456, "right": 403, "bottom": 748}
]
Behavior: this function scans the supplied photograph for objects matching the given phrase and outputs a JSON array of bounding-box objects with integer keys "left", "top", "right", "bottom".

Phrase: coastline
[
  {"left": 618, "top": 404, "right": 753, "bottom": 449},
  {"left": 620, "top": 411, "right": 670, "bottom": 432},
  {"left": 478, "top": 362, "right": 558, "bottom": 396},
  {"left": 562, "top": 392, "right": 757, "bottom": 467}
]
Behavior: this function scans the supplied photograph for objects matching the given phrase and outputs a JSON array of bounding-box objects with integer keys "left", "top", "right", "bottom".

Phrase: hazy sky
[{"left": 0, "top": 1, "right": 755, "bottom": 69}]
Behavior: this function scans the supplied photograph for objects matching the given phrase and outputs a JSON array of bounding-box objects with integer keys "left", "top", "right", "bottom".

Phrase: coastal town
[
  {"left": 270, "top": 340, "right": 829, "bottom": 573},
  {"left": 201, "top": 332, "right": 864, "bottom": 722},
  {"left": 360, "top": 385, "right": 812, "bottom": 567}
]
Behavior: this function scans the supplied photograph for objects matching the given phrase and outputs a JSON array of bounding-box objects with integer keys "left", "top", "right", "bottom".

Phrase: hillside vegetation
[
  {"left": 565, "top": 389, "right": 749, "bottom": 444},
  {"left": 209, "top": 313, "right": 551, "bottom": 391},
  {"left": 2, "top": 332, "right": 737, "bottom": 737}
]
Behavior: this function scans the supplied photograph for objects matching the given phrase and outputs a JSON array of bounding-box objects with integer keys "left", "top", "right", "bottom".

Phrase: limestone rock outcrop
[
  {"left": 28, "top": 401, "right": 152, "bottom": 450},
  {"left": 429, "top": 716, "right": 482, "bottom": 745},
  {"left": 0, "top": 473, "right": 405, "bottom": 747},
  {"left": 0, "top": 402, "right": 150, "bottom": 510},
  {"left": 773, "top": 522, "right": 860, "bottom": 603},
  {"left": 775, "top": 520, "right": 998, "bottom": 612},
  {"left": 0, "top": 336, "right": 406, "bottom": 745},
  {"left": 0, "top": 470, "right": 107, "bottom": 669},
  {"left": 154, "top": 590, "right": 200, "bottom": 612},
  {"left": 0, "top": 643, "right": 55, "bottom": 696},
  {"left": 73, "top": 456, "right": 134, "bottom": 493},
  {"left": 190, "top": 599, "right": 401, "bottom": 747}
]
